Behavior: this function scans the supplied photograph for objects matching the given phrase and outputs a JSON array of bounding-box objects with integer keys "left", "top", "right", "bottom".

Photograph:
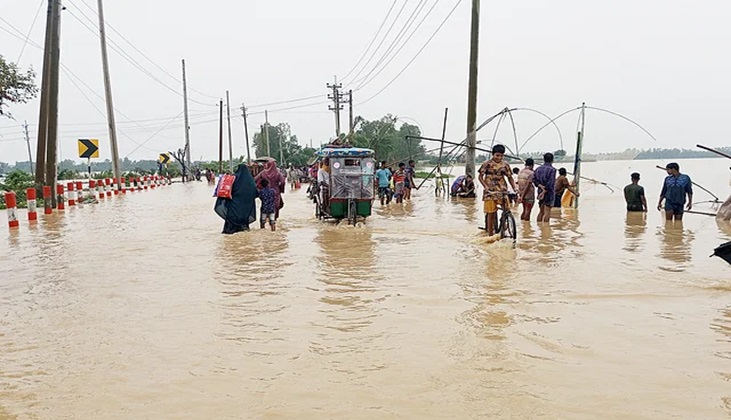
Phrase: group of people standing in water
[{"left": 214, "top": 161, "right": 285, "bottom": 234}]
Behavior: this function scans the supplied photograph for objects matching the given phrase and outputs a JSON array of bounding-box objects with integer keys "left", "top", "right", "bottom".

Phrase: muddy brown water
[{"left": 1, "top": 159, "right": 729, "bottom": 419}]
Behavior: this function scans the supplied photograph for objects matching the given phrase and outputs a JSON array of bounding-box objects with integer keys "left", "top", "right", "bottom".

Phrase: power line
[
  {"left": 353, "top": 0, "right": 441, "bottom": 91},
  {"left": 75, "top": 0, "right": 219, "bottom": 101},
  {"left": 14, "top": 0, "right": 45, "bottom": 64},
  {"left": 63, "top": 2, "right": 216, "bottom": 107},
  {"left": 247, "top": 94, "right": 323, "bottom": 109},
  {"left": 359, "top": 0, "right": 464, "bottom": 105},
  {"left": 347, "top": 0, "right": 412, "bottom": 86},
  {"left": 351, "top": 0, "right": 429, "bottom": 89},
  {"left": 339, "top": 0, "right": 400, "bottom": 84}
]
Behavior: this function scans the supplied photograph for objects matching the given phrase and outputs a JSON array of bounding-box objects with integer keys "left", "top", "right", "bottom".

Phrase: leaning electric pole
[
  {"left": 327, "top": 76, "right": 343, "bottom": 139},
  {"left": 97, "top": 0, "right": 122, "bottom": 189},
  {"left": 465, "top": 0, "right": 481, "bottom": 178},
  {"left": 23, "top": 121, "right": 34, "bottom": 176},
  {"left": 34, "top": 0, "right": 56, "bottom": 186},
  {"left": 241, "top": 104, "right": 251, "bottom": 163}
]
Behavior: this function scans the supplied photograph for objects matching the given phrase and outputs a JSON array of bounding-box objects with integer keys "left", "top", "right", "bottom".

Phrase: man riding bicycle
[{"left": 478, "top": 144, "right": 518, "bottom": 236}]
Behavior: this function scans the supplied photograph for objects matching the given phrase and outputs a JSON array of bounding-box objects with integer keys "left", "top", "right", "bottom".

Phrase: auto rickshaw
[{"left": 314, "top": 146, "right": 375, "bottom": 224}]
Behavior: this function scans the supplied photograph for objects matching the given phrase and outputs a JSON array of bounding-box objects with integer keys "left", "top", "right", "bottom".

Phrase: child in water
[
  {"left": 393, "top": 162, "right": 407, "bottom": 204},
  {"left": 258, "top": 179, "right": 277, "bottom": 231}
]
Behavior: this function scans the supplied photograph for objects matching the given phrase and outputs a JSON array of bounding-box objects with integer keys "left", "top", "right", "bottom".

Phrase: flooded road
[{"left": 1, "top": 159, "right": 729, "bottom": 419}]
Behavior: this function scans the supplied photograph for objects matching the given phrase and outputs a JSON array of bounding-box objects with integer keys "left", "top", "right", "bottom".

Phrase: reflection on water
[
  {"left": 624, "top": 212, "right": 647, "bottom": 252},
  {"left": 711, "top": 306, "right": 731, "bottom": 415},
  {"left": 657, "top": 220, "right": 695, "bottom": 271},
  {"left": 215, "top": 232, "right": 291, "bottom": 346}
]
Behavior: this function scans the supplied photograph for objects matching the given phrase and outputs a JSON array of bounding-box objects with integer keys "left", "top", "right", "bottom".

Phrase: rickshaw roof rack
[{"left": 316, "top": 147, "right": 375, "bottom": 158}]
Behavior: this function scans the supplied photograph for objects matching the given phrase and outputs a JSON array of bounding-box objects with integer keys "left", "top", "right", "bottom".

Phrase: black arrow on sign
[
  {"left": 159, "top": 153, "right": 170, "bottom": 164},
  {"left": 79, "top": 139, "right": 99, "bottom": 159}
]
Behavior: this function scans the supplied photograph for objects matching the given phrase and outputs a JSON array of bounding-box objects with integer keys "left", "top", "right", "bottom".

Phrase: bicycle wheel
[{"left": 500, "top": 210, "right": 517, "bottom": 243}]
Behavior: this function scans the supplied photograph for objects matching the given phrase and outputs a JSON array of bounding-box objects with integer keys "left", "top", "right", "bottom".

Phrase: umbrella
[{"left": 711, "top": 241, "right": 731, "bottom": 265}]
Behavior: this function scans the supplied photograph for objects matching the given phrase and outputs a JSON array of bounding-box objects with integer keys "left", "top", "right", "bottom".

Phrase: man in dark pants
[{"left": 657, "top": 162, "right": 693, "bottom": 221}]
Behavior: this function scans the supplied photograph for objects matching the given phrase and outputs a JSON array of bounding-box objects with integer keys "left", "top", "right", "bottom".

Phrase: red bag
[{"left": 216, "top": 174, "right": 236, "bottom": 199}]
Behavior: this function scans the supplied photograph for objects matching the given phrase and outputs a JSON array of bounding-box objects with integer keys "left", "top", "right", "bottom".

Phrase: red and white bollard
[
  {"left": 112, "top": 178, "right": 118, "bottom": 195},
  {"left": 137, "top": 177, "right": 143, "bottom": 191},
  {"left": 67, "top": 182, "right": 76, "bottom": 206},
  {"left": 105, "top": 178, "right": 112, "bottom": 197},
  {"left": 5, "top": 192, "right": 19, "bottom": 229},
  {"left": 151, "top": 176, "right": 156, "bottom": 189},
  {"left": 56, "top": 184, "right": 65, "bottom": 210},
  {"left": 27, "top": 188, "right": 37, "bottom": 222},
  {"left": 97, "top": 179, "right": 105, "bottom": 200},
  {"left": 43, "top": 186, "right": 52, "bottom": 214},
  {"left": 88, "top": 180, "right": 96, "bottom": 202},
  {"left": 121, "top": 177, "right": 127, "bottom": 194},
  {"left": 76, "top": 181, "right": 84, "bottom": 204},
  {"left": 143, "top": 176, "right": 149, "bottom": 190}
]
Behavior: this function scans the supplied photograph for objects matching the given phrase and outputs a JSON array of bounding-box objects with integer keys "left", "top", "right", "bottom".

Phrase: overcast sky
[{"left": 1, "top": 0, "right": 729, "bottom": 163}]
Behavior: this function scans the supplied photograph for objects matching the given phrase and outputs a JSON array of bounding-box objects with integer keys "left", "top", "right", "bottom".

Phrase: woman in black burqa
[{"left": 215, "top": 164, "right": 257, "bottom": 234}]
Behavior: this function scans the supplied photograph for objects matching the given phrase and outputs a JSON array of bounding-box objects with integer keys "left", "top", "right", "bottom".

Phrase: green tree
[
  {"left": 554, "top": 149, "right": 567, "bottom": 158},
  {"left": 0, "top": 170, "right": 35, "bottom": 208},
  {"left": 351, "top": 114, "right": 424, "bottom": 163},
  {"left": 0, "top": 55, "right": 38, "bottom": 118},
  {"left": 252, "top": 122, "right": 311, "bottom": 166}
]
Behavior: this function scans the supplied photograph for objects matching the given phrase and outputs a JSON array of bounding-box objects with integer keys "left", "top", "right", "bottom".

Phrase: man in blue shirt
[
  {"left": 375, "top": 161, "right": 392, "bottom": 205},
  {"left": 532, "top": 152, "right": 557, "bottom": 223},
  {"left": 657, "top": 162, "right": 693, "bottom": 221}
]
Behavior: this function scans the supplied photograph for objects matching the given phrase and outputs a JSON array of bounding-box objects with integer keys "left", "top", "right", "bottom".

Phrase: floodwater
[{"left": 1, "top": 159, "right": 729, "bottom": 419}]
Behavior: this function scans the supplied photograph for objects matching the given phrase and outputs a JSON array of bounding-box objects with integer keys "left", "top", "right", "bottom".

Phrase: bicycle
[{"left": 480, "top": 191, "right": 517, "bottom": 244}]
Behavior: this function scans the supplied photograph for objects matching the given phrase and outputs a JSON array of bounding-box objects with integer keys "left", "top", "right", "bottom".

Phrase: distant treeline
[{"left": 632, "top": 147, "right": 731, "bottom": 160}]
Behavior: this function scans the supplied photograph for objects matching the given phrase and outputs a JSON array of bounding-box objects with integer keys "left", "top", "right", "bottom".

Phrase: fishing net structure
[{"left": 718, "top": 195, "right": 731, "bottom": 221}]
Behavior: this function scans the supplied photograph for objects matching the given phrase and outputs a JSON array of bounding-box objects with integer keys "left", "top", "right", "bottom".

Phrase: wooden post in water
[
  {"left": 226, "top": 91, "right": 233, "bottom": 172},
  {"left": 264, "top": 110, "right": 271, "bottom": 158},
  {"left": 573, "top": 102, "right": 586, "bottom": 208},
  {"left": 218, "top": 99, "right": 223, "bottom": 174}
]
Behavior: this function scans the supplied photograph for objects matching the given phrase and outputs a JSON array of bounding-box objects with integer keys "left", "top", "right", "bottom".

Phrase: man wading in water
[
  {"left": 624, "top": 172, "right": 647, "bottom": 212},
  {"left": 657, "top": 162, "right": 693, "bottom": 221},
  {"left": 478, "top": 144, "right": 517, "bottom": 236}
]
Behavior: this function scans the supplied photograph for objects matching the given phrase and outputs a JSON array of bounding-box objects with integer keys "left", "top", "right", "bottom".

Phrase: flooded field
[{"left": 1, "top": 159, "right": 729, "bottom": 419}]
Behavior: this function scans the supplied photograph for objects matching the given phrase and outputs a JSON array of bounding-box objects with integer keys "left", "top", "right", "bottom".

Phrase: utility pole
[
  {"left": 45, "top": 0, "right": 62, "bottom": 205},
  {"left": 327, "top": 76, "right": 343, "bottom": 139},
  {"left": 23, "top": 121, "right": 34, "bottom": 177},
  {"left": 348, "top": 90, "right": 354, "bottom": 139},
  {"left": 97, "top": 0, "right": 121, "bottom": 190},
  {"left": 218, "top": 99, "right": 223, "bottom": 173},
  {"left": 181, "top": 59, "right": 192, "bottom": 172},
  {"left": 264, "top": 110, "right": 271, "bottom": 157},
  {"left": 226, "top": 91, "right": 233, "bottom": 171},
  {"left": 241, "top": 103, "right": 251, "bottom": 163},
  {"left": 465, "top": 0, "right": 481, "bottom": 178},
  {"left": 34, "top": 0, "right": 55, "bottom": 185}
]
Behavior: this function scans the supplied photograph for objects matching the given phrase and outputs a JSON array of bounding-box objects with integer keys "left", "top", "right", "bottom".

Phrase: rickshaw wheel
[
  {"left": 315, "top": 195, "right": 322, "bottom": 219},
  {"left": 348, "top": 200, "right": 357, "bottom": 226}
]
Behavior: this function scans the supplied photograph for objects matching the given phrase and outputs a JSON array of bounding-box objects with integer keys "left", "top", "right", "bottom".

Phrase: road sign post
[{"left": 79, "top": 139, "right": 99, "bottom": 179}]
